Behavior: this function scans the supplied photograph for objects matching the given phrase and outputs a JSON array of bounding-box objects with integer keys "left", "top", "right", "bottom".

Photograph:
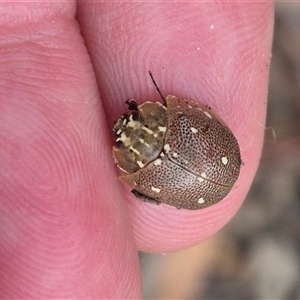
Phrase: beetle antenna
[{"left": 149, "top": 71, "right": 167, "bottom": 106}]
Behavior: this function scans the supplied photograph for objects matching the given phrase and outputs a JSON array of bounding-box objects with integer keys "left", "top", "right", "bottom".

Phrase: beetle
[{"left": 112, "top": 72, "right": 241, "bottom": 210}]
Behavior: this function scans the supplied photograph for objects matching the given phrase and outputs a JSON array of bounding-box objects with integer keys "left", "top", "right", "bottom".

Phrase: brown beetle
[{"left": 112, "top": 72, "right": 241, "bottom": 210}]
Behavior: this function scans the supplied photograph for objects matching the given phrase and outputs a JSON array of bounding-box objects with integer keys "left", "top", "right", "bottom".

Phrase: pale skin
[{"left": 0, "top": 2, "right": 274, "bottom": 298}]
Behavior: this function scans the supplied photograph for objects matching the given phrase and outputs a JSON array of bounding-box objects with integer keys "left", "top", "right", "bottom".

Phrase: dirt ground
[{"left": 141, "top": 3, "right": 300, "bottom": 299}]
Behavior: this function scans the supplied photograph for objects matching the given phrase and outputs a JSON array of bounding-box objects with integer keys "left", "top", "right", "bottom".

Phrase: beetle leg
[{"left": 131, "top": 190, "right": 161, "bottom": 205}]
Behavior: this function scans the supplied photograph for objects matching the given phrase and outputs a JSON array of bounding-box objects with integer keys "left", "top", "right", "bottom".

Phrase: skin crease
[{"left": 0, "top": 1, "right": 273, "bottom": 299}]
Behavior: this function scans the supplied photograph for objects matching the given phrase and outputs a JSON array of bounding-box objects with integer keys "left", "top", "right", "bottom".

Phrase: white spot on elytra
[
  {"left": 196, "top": 46, "right": 200, "bottom": 51},
  {"left": 116, "top": 129, "right": 122, "bottom": 135},
  {"left": 154, "top": 159, "right": 162, "bottom": 166},
  {"left": 164, "top": 144, "right": 170, "bottom": 153},
  {"left": 197, "top": 177, "right": 204, "bottom": 183},
  {"left": 151, "top": 187, "right": 161, "bottom": 193},
  {"left": 204, "top": 111, "right": 212, "bottom": 119},
  {"left": 222, "top": 156, "right": 228, "bottom": 165},
  {"left": 201, "top": 172, "right": 207, "bottom": 178},
  {"left": 137, "top": 161, "right": 145, "bottom": 168},
  {"left": 197, "top": 198, "right": 205, "bottom": 204},
  {"left": 158, "top": 126, "right": 166, "bottom": 132},
  {"left": 127, "top": 115, "right": 139, "bottom": 128},
  {"left": 139, "top": 138, "right": 149, "bottom": 147},
  {"left": 142, "top": 126, "right": 154, "bottom": 134},
  {"left": 210, "top": 24, "right": 214, "bottom": 30},
  {"left": 129, "top": 145, "right": 140, "bottom": 155},
  {"left": 191, "top": 127, "right": 198, "bottom": 134},
  {"left": 116, "top": 132, "right": 130, "bottom": 146},
  {"left": 172, "top": 152, "right": 178, "bottom": 158}
]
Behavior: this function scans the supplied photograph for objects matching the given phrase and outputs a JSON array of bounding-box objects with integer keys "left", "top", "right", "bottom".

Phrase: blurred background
[{"left": 141, "top": 3, "right": 300, "bottom": 299}]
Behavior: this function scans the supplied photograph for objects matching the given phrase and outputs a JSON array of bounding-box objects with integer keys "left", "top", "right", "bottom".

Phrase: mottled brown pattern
[{"left": 112, "top": 100, "right": 167, "bottom": 173}]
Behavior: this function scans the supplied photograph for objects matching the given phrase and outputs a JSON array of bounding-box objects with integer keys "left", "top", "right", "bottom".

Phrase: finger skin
[
  {"left": 0, "top": 2, "right": 141, "bottom": 299},
  {"left": 78, "top": 2, "right": 274, "bottom": 252}
]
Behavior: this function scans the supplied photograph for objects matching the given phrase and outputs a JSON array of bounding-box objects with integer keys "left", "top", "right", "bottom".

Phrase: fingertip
[
  {"left": 80, "top": 2, "right": 273, "bottom": 252},
  {"left": 123, "top": 175, "right": 245, "bottom": 252}
]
